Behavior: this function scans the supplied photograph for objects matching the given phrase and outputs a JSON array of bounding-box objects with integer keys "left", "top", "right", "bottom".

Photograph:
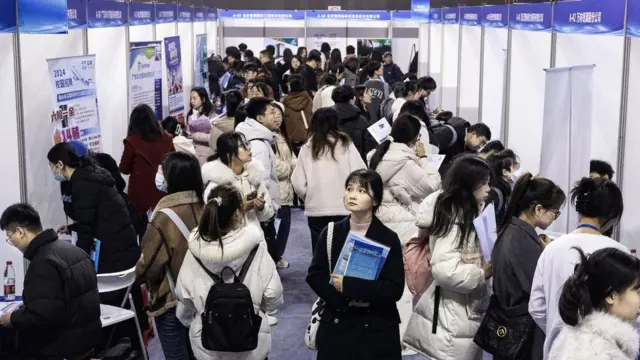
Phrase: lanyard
[{"left": 576, "top": 224, "right": 599, "bottom": 232}]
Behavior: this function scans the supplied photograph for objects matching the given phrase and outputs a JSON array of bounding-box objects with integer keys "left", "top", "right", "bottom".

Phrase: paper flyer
[
  {"left": 47, "top": 55, "right": 102, "bottom": 152},
  {"left": 130, "top": 42, "right": 163, "bottom": 120},
  {"left": 474, "top": 203, "right": 497, "bottom": 262},
  {"left": 367, "top": 118, "right": 392, "bottom": 144},
  {"left": 164, "top": 36, "right": 185, "bottom": 123}
]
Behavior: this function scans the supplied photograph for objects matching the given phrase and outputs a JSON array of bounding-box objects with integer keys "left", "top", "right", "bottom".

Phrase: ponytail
[
  {"left": 197, "top": 184, "right": 245, "bottom": 256},
  {"left": 369, "top": 114, "right": 421, "bottom": 171},
  {"left": 368, "top": 141, "right": 392, "bottom": 171},
  {"left": 559, "top": 247, "right": 592, "bottom": 326}
]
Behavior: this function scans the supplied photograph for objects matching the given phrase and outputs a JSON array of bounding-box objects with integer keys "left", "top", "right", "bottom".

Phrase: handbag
[
  {"left": 304, "top": 222, "right": 334, "bottom": 351},
  {"left": 473, "top": 294, "right": 536, "bottom": 359}
]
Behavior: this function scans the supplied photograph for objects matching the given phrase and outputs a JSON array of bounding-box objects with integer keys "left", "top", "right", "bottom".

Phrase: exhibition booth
[{"left": 1, "top": 0, "right": 640, "bottom": 297}]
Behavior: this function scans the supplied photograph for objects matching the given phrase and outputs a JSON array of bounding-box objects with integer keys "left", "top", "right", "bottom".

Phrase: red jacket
[{"left": 119, "top": 132, "right": 175, "bottom": 215}]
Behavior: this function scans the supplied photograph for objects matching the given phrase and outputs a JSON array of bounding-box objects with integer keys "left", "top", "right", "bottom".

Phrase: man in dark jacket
[
  {"left": 382, "top": 52, "right": 404, "bottom": 87},
  {"left": 331, "top": 85, "right": 372, "bottom": 160},
  {"left": 0, "top": 203, "right": 101, "bottom": 359},
  {"left": 433, "top": 120, "right": 492, "bottom": 176},
  {"left": 303, "top": 50, "right": 322, "bottom": 96},
  {"left": 259, "top": 50, "right": 281, "bottom": 99}
]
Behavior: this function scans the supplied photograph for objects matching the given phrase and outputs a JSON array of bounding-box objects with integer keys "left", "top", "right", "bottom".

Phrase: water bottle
[{"left": 3, "top": 261, "right": 15, "bottom": 301}]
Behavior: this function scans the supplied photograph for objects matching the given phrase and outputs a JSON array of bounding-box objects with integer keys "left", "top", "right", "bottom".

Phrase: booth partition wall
[{"left": 3, "top": 1, "right": 640, "bottom": 297}]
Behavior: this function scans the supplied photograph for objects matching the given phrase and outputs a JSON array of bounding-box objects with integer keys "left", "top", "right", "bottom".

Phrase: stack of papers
[
  {"left": 331, "top": 232, "right": 390, "bottom": 283},
  {"left": 0, "top": 302, "right": 20, "bottom": 316},
  {"left": 425, "top": 154, "right": 446, "bottom": 170},
  {"left": 367, "top": 118, "right": 392, "bottom": 144},
  {"left": 473, "top": 203, "right": 498, "bottom": 262}
]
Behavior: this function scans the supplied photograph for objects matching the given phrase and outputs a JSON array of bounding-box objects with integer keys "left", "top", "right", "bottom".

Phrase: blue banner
[
  {"left": 194, "top": 8, "right": 206, "bottom": 22},
  {"left": 553, "top": 0, "right": 625, "bottom": 36},
  {"left": 18, "top": 0, "right": 67, "bottom": 34},
  {"left": 392, "top": 11, "right": 413, "bottom": 21},
  {"left": 306, "top": 11, "right": 390, "bottom": 21},
  {"left": 411, "top": 0, "right": 430, "bottom": 22},
  {"left": 177, "top": 6, "right": 192, "bottom": 23},
  {"left": 219, "top": 10, "right": 305, "bottom": 21},
  {"left": 129, "top": 2, "right": 155, "bottom": 26},
  {"left": 510, "top": 3, "right": 552, "bottom": 32},
  {"left": 442, "top": 7, "right": 459, "bottom": 25},
  {"left": 430, "top": 8, "right": 442, "bottom": 24},
  {"left": 156, "top": 3, "right": 176, "bottom": 24},
  {"left": 482, "top": 5, "right": 508, "bottom": 28},
  {"left": 460, "top": 7, "right": 481, "bottom": 26},
  {"left": 164, "top": 36, "right": 185, "bottom": 122},
  {"left": 206, "top": 8, "right": 217, "bottom": 22},
  {"left": 628, "top": 0, "right": 640, "bottom": 37},
  {"left": 0, "top": 0, "right": 16, "bottom": 33},
  {"left": 88, "top": 0, "right": 126, "bottom": 28},
  {"left": 67, "top": 0, "right": 87, "bottom": 30}
]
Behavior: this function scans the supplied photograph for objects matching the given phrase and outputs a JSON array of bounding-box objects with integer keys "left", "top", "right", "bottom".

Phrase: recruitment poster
[
  {"left": 310, "top": 32, "right": 346, "bottom": 56},
  {"left": 265, "top": 38, "right": 299, "bottom": 62},
  {"left": 195, "top": 34, "right": 208, "bottom": 90},
  {"left": 130, "top": 41, "right": 163, "bottom": 120},
  {"left": 47, "top": 55, "right": 102, "bottom": 152},
  {"left": 164, "top": 36, "right": 185, "bottom": 122},
  {"left": 357, "top": 38, "right": 392, "bottom": 58}
]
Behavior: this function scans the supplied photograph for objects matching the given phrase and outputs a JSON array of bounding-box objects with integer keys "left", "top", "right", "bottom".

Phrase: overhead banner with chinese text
[
  {"left": 164, "top": 36, "right": 185, "bottom": 122},
  {"left": 47, "top": 55, "right": 102, "bottom": 152},
  {"left": 553, "top": 0, "right": 625, "bottom": 36},
  {"left": 130, "top": 41, "right": 163, "bottom": 120}
]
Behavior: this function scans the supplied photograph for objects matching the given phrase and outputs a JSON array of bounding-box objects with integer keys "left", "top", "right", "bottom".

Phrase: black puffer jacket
[
  {"left": 66, "top": 165, "right": 140, "bottom": 273},
  {"left": 332, "top": 103, "right": 372, "bottom": 160},
  {"left": 11, "top": 229, "right": 101, "bottom": 358}
]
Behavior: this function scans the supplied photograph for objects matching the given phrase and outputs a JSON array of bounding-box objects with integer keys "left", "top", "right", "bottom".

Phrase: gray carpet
[{"left": 149, "top": 208, "right": 422, "bottom": 359}]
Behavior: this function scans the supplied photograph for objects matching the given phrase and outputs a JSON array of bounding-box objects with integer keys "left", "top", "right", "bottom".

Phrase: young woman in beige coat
[{"left": 209, "top": 90, "right": 243, "bottom": 154}]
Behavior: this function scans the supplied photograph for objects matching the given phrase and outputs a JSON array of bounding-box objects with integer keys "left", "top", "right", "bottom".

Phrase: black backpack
[{"left": 193, "top": 245, "right": 262, "bottom": 352}]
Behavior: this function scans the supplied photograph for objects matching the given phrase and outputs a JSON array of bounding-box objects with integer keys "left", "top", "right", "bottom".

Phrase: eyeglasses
[
  {"left": 549, "top": 209, "right": 561, "bottom": 220},
  {"left": 5, "top": 230, "right": 15, "bottom": 245}
]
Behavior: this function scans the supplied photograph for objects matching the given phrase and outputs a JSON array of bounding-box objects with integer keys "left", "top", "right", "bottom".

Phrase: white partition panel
[
  {"left": 206, "top": 21, "right": 218, "bottom": 56},
  {"left": 555, "top": 34, "right": 624, "bottom": 167},
  {"left": 428, "top": 23, "right": 443, "bottom": 108},
  {"left": 265, "top": 19, "right": 306, "bottom": 50},
  {"left": 178, "top": 22, "right": 194, "bottom": 116},
  {"left": 481, "top": 27, "right": 508, "bottom": 137},
  {"left": 391, "top": 19, "right": 420, "bottom": 73},
  {"left": 88, "top": 27, "right": 128, "bottom": 160},
  {"left": 194, "top": 22, "right": 205, "bottom": 37},
  {"left": 418, "top": 23, "right": 429, "bottom": 76},
  {"left": 307, "top": 20, "right": 347, "bottom": 53},
  {"left": 156, "top": 23, "right": 177, "bottom": 118},
  {"left": 619, "top": 38, "right": 640, "bottom": 250},
  {"left": 222, "top": 19, "right": 264, "bottom": 55},
  {"left": 20, "top": 31, "right": 84, "bottom": 231},
  {"left": 0, "top": 33, "right": 25, "bottom": 297},
  {"left": 458, "top": 26, "right": 481, "bottom": 122},
  {"left": 129, "top": 24, "right": 154, "bottom": 43},
  {"left": 347, "top": 20, "right": 390, "bottom": 54},
  {"left": 507, "top": 30, "right": 551, "bottom": 174},
  {"left": 441, "top": 24, "right": 460, "bottom": 113}
]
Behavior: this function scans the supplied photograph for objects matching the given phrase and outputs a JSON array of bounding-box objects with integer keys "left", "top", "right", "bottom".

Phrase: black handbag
[{"left": 473, "top": 295, "right": 536, "bottom": 359}]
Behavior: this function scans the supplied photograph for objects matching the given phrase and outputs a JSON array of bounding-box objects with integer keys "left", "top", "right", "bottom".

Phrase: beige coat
[
  {"left": 208, "top": 114, "right": 236, "bottom": 153},
  {"left": 274, "top": 133, "right": 297, "bottom": 206}
]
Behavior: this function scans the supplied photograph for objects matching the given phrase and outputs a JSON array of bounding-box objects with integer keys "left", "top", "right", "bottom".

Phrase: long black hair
[
  {"left": 128, "top": 104, "right": 165, "bottom": 141},
  {"left": 47, "top": 142, "right": 94, "bottom": 169},
  {"left": 197, "top": 184, "right": 245, "bottom": 256},
  {"left": 358, "top": 60, "right": 382, "bottom": 85},
  {"left": 500, "top": 173, "right": 566, "bottom": 233},
  {"left": 400, "top": 100, "right": 434, "bottom": 134},
  {"left": 282, "top": 48, "right": 293, "bottom": 64},
  {"left": 162, "top": 151, "right": 204, "bottom": 204},
  {"left": 329, "top": 48, "right": 342, "bottom": 72},
  {"left": 309, "top": 108, "right": 352, "bottom": 161},
  {"left": 223, "top": 90, "right": 243, "bottom": 118},
  {"left": 428, "top": 156, "right": 490, "bottom": 248},
  {"left": 486, "top": 149, "right": 518, "bottom": 205},
  {"left": 571, "top": 177, "right": 624, "bottom": 231},
  {"left": 559, "top": 247, "right": 640, "bottom": 326},
  {"left": 208, "top": 131, "right": 249, "bottom": 165},
  {"left": 187, "top": 87, "right": 214, "bottom": 118},
  {"left": 354, "top": 85, "right": 369, "bottom": 113},
  {"left": 369, "top": 114, "right": 421, "bottom": 171}
]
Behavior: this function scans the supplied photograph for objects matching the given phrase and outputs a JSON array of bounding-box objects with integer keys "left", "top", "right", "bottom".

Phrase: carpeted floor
[{"left": 149, "top": 208, "right": 422, "bottom": 359}]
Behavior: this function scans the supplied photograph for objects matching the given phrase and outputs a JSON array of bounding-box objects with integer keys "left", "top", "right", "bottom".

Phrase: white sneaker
[
  {"left": 276, "top": 259, "right": 290, "bottom": 269},
  {"left": 267, "top": 315, "right": 278, "bottom": 326},
  {"left": 267, "top": 309, "right": 278, "bottom": 316}
]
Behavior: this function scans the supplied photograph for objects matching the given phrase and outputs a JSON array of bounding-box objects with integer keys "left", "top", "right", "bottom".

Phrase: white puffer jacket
[
  {"left": 201, "top": 159, "right": 275, "bottom": 227},
  {"left": 274, "top": 133, "right": 296, "bottom": 206},
  {"left": 175, "top": 224, "right": 284, "bottom": 360},
  {"left": 403, "top": 191, "right": 489, "bottom": 360},
  {"left": 549, "top": 311, "right": 639, "bottom": 360},
  {"left": 366, "top": 142, "right": 440, "bottom": 244}
]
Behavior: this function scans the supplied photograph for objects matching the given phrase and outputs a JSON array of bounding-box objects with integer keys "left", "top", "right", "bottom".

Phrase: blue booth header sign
[
  {"left": 510, "top": 3, "right": 552, "bottom": 32},
  {"left": 442, "top": 8, "right": 459, "bottom": 25},
  {"left": 411, "top": 0, "right": 430, "bottom": 22},
  {"left": 206, "top": 9, "right": 218, "bottom": 21},
  {"left": 129, "top": 2, "right": 155, "bottom": 26},
  {"left": 482, "top": 5, "right": 508, "bottom": 28},
  {"left": 194, "top": 8, "right": 206, "bottom": 22},
  {"left": 88, "top": 0, "right": 126, "bottom": 28},
  {"left": 219, "top": 10, "right": 305, "bottom": 21},
  {"left": 628, "top": 0, "right": 640, "bottom": 37},
  {"left": 392, "top": 11, "right": 413, "bottom": 21},
  {"left": 430, "top": 8, "right": 442, "bottom": 24},
  {"left": 553, "top": 0, "right": 625, "bottom": 36},
  {"left": 67, "top": 0, "right": 88, "bottom": 30},
  {"left": 460, "top": 7, "right": 481, "bottom": 26},
  {"left": 306, "top": 11, "right": 390, "bottom": 21},
  {"left": 19, "top": 0, "right": 68, "bottom": 34},
  {"left": 0, "top": 0, "right": 16, "bottom": 33},
  {"left": 156, "top": 4, "right": 177, "bottom": 24},
  {"left": 177, "top": 6, "right": 193, "bottom": 23}
]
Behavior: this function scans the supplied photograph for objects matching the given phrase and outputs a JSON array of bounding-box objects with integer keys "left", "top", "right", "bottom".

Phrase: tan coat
[
  {"left": 135, "top": 191, "right": 204, "bottom": 317},
  {"left": 208, "top": 114, "right": 236, "bottom": 154},
  {"left": 274, "top": 132, "right": 297, "bottom": 206}
]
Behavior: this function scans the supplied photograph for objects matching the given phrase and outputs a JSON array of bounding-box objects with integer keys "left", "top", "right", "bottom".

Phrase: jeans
[
  {"left": 308, "top": 216, "right": 346, "bottom": 255},
  {"left": 276, "top": 206, "right": 291, "bottom": 259},
  {"left": 261, "top": 220, "right": 281, "bottom": 263},
  {"left": 155, "top": 308, "right": 191, "bottom": 360}
]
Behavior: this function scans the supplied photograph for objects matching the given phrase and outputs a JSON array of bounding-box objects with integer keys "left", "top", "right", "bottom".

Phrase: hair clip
[
  {"left": 387, "top": 136, "right": 395, "bottom": 143},
  {"left": 212, "top": 197, "right": 223, "bottom": 206}
]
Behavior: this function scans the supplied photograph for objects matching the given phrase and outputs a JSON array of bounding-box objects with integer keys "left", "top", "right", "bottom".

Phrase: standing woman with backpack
[
  {"left": 136, "top": 151, "right": 205, "bottom": 360},
  {"left": 175, "top": 184, "right": 283, "bottom": 360},
  {"left": 306, "top": 169, "right": 405, "bottom": 360},
  {"left": 403, "top": 156, "right": 492, "bottom": 360}
]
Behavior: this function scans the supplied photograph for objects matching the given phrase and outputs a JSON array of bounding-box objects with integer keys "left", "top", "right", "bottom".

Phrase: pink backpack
[{"left": 403, "top": 236, "right": 433, "bottom": 296}]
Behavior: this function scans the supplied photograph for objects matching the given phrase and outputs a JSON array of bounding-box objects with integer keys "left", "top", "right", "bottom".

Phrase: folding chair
[{"left": 97, "top": 266, "right": 148, "bottom": 360}]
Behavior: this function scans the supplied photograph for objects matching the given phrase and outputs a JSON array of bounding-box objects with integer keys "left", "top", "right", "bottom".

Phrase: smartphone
[{"left": 246, "top": 190, "right": 258, "bottom": 201}]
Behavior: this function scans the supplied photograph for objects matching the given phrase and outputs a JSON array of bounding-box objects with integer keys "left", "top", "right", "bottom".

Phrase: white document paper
[
  {"left": 367, "top": 118, "right": 392, "bottom": 144},
  {"left": 425, "top": 154, "right": 446, "bottom": 170},
  {"left": 473, "top": 203, "right": 498, "bottom": 262},
  {"left": 274, "top": 218, "right": 281, "bottom": 235}
]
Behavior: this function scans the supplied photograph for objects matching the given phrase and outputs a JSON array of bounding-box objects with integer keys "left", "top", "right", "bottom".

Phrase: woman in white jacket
[
  {"left": 175, "top": 184, "right": 284, "bottom": 360},
  {"left": 291, "top": 107, "right": 367, "bottom": 254},
  {"left": 549, "top": 247, "right": 640, "bottom": 360},
  {"left": 403, "top": 156, "right": 492, "bottom": 360},
  {"left": 201, "top": 132, "right": 275, "bottom": 229}
]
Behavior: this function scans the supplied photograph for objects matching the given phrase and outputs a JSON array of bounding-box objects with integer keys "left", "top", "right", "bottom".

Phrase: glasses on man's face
[
  {"left": 5, "top": 230, "right": 15, "bottom": 245},
  {"left": 549, "top": 209, "right": 561, "bottom": 220}
]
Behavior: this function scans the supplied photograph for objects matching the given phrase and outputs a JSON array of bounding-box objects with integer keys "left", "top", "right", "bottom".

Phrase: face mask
[
  {"left": 51, "top": 167, "right": 66, "bottom": 182},
  {"left": 511, "top": 168, "right": 524, "bottom": 185},
  {"left": 155, "top": 173, "right": 167, "bottom": 192}
]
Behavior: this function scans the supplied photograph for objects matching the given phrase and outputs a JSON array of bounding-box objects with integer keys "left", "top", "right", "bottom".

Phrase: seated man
[{"left": 0, "top": 203, "right": 101, "bottom": 360}]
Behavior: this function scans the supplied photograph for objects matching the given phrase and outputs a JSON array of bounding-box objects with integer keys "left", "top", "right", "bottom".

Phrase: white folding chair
[{"left": 97, "top": 266, "right": 148, "bottom": 360}]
